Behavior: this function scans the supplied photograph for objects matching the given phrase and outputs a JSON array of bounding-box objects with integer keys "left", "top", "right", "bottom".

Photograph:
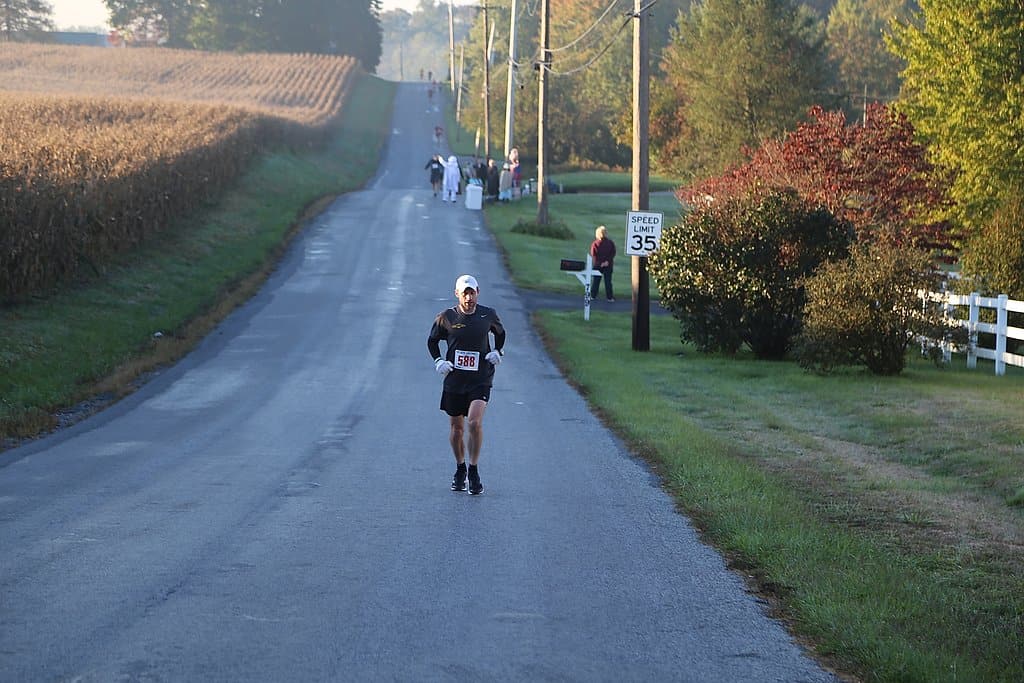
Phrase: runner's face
[{"left": 457, "top": 287, "right": 477, "bottom": 312}]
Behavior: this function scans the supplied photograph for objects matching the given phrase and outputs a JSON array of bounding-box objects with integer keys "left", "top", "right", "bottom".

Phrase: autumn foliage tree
[
  {"left": 680, "top": 103, "right": 952, "bottom": 252},
  {"left": 654, "top": 102, "right": 954, "bottom": 362}
]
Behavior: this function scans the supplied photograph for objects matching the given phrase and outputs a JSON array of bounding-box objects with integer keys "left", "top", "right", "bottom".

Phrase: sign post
[
  {"left": 631, "top": 0, "right": 651, "bottom": 351},
  {"left": 626, "top": 210, "right": 662, "bottom": 350}
]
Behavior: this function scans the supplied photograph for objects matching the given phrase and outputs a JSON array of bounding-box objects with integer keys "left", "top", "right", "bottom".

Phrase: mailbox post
[{"left": 560, "top": 254, "right": 602, "bottom": 320}]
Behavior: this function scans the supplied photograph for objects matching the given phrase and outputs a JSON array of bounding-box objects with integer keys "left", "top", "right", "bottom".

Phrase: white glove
[
  {"left": 434, "top": 358, "right": 454, "bottom": 376},
  {"left": 486, "top": 350, "right": 502, "bottom": 366}
]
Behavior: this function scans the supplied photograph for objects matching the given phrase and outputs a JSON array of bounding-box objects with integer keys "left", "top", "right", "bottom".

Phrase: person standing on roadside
[
  {"left": 498, "top": 162, "right": 512, "bottom": 202},
  {"left": 589, "top": 225, "right": 616, "bottom": 302},
  {"left": 438, "top": 155, "right": 460, "bottom": 202},
  {"left": 427, "top": 275, "right": 506, "bottom": 495},
  {"left": 507, "top": 147, "right": 521, "bottom": 189},
  {"left": 486, "top": 158, "right": 500, "bottom": 200}
]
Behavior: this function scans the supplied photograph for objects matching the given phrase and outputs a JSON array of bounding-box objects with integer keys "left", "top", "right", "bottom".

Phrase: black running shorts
[{"left": 440, "top": 385, "right": 490, "bottom": 417}]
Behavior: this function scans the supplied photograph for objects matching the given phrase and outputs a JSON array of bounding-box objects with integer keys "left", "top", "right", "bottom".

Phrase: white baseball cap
[{"left": 455, "top": 274, "right": 479, "bottom": 292}]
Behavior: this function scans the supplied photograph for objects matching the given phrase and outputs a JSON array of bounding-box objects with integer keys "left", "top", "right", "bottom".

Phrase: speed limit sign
[{"left": 625, "top": 211, "right": 663, "bottom": 256}]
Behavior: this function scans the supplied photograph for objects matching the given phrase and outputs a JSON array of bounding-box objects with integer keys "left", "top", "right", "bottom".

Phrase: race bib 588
[{"left": 454, "top": 350, "right": 480, "bottom": 371}]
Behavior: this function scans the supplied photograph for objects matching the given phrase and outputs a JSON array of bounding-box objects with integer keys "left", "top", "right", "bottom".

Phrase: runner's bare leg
[
  {"left": 449, "top": 416, "right": 465, "bottom": 465},
  {"left": 466, "top": 400, "right": 487, "bottom": 466}
]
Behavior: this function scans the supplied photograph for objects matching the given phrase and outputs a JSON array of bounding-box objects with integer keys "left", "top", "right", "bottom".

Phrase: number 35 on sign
[{"left": 625, "top": 211, "right": 663, "bottom": 256}]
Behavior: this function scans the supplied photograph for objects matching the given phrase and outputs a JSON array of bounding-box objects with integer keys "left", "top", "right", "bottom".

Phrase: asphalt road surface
[{"left": 0, "top": 83, "right": 836, "bottom": 682}]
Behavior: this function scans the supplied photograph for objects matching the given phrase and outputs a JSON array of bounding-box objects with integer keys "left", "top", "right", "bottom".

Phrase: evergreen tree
[
  {"left": 826, "top": 0, "right": 907, "bottom": 116},
  {"left": 189, "top": 0, "right": 264, "bottom": 51},
  {"left": 387, "top": 0, "right": 476, "bottom": 86},
  {"left": 105, "top": 0, "right": 382, "bottom": 68},
  {"left": 801, "top": 0, "right": 838, "bottom": 17},
  {"left": 889, "top": 0, "right": 1024, "bottom": 234},
  {"left": 104, "top": 0, "right": 196, "bottom": 47},
  {"left": 653, "top": 0, "right": 836, "bottom": 178},
  {"left": 254, "top": 0, "right": 382, "bottom": 68},
  {"left": 0, "top": 0, "right": 55, "bottom": 41}
]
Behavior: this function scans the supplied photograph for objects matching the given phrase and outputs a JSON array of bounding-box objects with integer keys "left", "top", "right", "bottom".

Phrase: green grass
[
  {"left": 442, "top": 92, "right": 480, "bottom": 158},
  {"left": 484, "top": 192, "right": 681, "bottom": 296},
  {"left": 533, "top": 310, "right": 1024, "bottom": 682},
  {"left": 0, "top": 74, "right": 396, "bottom": 441},
  {"left": 547, "top": 169, "right": 682, "bottom": 193}
]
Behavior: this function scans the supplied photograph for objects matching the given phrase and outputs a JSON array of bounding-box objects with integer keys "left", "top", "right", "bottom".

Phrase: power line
[
  {"left": 538, "top": 0, "right": 661, "bottom": 76},
  {"left": 548, "top": 0, "right": 628, "bottom": 54},
  {"left": 544, "top": 12, "right": 632, "bottom": 76}
]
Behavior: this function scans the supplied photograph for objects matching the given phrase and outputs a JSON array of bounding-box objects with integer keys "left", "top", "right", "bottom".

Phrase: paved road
[{"left": 0, "top": 83, "right": 835, "bottom": 682}]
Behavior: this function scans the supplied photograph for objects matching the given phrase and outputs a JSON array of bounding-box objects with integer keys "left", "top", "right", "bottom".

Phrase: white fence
[{"left": 925, "top": 291, "right": 1024, "bottom": 375}]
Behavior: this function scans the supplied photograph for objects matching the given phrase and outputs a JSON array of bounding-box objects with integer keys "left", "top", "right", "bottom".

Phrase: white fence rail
[{"left": 924, "top": 291, "right": 1024, "bottom": 375}]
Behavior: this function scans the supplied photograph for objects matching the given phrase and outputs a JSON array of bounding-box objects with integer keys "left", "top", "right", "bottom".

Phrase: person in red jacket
[{"left": 589, "top": 225, "right": 617, "bottom": 302}]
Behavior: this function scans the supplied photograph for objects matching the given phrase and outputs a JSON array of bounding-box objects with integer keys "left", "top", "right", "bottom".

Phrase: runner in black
[
  {"left": 425, "top": 154, "right": 444, "bottom": 196},
  {"left": 427, "top": 275, "right": 506, "bottom": 495}
]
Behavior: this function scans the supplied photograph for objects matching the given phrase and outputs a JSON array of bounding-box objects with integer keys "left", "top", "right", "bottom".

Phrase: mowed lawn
[{"left": 486, "top": 192, "right": 1024, "bottom": 682}]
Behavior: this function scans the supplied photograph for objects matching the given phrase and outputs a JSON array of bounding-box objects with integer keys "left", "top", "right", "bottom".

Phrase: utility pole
[
  {"left": 631, "top": 0, "right": 650, "bottom": 351},
  {"left": 536, "top": 0, "right": 551, "bottom": 226},
  {"left": 456, "top": 44, "right": 465, "bottom": 124},
  {"left": 482, "top": 1, "right": 491, "bottom": 159},
  {"left": 503, "top": 0, "right": 518, "bottom": 158},
  {"left": 448, "top": 0, "right": 456, "bottom": 93}
]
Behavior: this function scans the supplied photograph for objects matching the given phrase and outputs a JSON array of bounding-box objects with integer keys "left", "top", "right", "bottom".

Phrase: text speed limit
[{"left": 625, "top": 211, "right": 663, "bottom": 256}]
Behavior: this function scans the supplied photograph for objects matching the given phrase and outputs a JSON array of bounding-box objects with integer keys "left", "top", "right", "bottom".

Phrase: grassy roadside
[
  {"left": 0, "top": 74, "right": 396, "bottom": 446},
  {"left": 546, "top": 170, "right": 681, "bottom": 193},
  {"left": 483, "top": 191, "right": 1024, "bottom": 680}
]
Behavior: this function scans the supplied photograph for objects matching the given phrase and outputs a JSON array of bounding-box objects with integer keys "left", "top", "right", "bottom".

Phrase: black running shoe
[
  {"left": 468, "top": 467, "right": 483, "bottom": 495},
  {"left": 451, "top": 464, "right": 467, "bottom": 492}
]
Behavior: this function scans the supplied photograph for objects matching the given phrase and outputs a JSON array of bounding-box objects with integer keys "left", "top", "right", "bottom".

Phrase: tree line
[
  {"left": 0, "top": 0, "right": 383, "bottom": 71},
  {"left": 448, "top": 1, "right": 1018, "bottom": 250},
  {"left": 451, "top": 0, "right": 903, "bottom": 175},
  {"left": 433, "top": 0, "right": 1021, "bottom": 372}
]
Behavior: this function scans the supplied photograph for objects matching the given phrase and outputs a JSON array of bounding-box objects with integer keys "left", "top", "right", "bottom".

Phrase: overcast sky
[{"left": 49, "top": 0, "right": 462, "bottom": 31}]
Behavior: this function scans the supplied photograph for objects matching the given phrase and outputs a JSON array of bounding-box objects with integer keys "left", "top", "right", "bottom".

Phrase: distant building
[{"left": 50, "top": 32, "right": 117, "bottom": 48}]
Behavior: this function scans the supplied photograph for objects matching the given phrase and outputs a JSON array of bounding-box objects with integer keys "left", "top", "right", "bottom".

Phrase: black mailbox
[{"left": 560, "top": 259, "right": 585, "bottom": 272}]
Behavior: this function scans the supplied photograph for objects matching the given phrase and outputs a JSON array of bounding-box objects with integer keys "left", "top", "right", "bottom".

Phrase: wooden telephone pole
[
  {"left": 503, "top": 0, "right": 518, "bottom": 158},
  {"left": 631, "top": 0, "right": 650, "bottom": 351},
  {"left": 536, "top": 0, "right": 551, "bottom": 226},
  {"left": 482, "top": 1, "right": 491, "bottom": 159},
  {"left": 448, "top": 0, "right": 456, "bottom": 93}
]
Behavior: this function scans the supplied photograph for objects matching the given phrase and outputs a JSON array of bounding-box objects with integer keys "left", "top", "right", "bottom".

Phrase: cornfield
[
  {"left": 0, "top": 44, "right": 360, "bottom": 300},
  {"left": 0, "top": 43, "right": 358, "bottom": 127}
]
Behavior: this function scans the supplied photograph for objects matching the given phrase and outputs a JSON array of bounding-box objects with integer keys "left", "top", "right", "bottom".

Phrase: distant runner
[
  {"left": 424, "top": 154, "right": 444, "bottom": 197},
  {"left": 427, "top": 275, "right": 506, "bottom": 495}
]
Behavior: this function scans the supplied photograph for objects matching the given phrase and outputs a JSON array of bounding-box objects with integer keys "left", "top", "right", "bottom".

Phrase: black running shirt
[{"left": 427, "top": 304, "right": 506, "bottom": 392}]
